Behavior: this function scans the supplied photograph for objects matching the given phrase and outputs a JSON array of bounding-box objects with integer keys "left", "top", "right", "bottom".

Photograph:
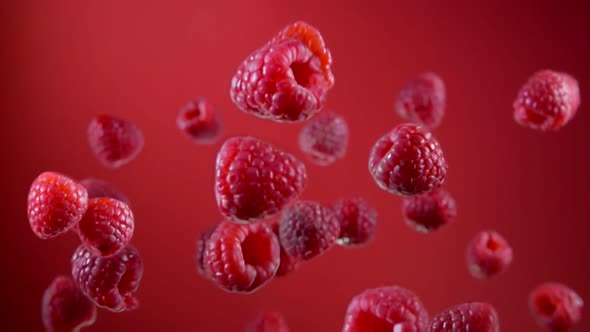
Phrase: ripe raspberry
[
  {"left": 80, "top": 178, "right": 130, "bottom": 205},
  {"left": 298, "top": 111, "right": 349, "bottom": 166},
  {"left": 466, "top": 230, "right": 513, "bottom": 279},
  {"left": 204, "top": 221, "right": 280, "bottom": 293},
  {"left": 513, "top": 70, "right": 581, "bottom": 131},
  {"left": 28, "top": 172, "right": 88, "bottom": 239},
  {"left": 369, "top": 123, "right": 447, "bottom": 196},
  {"left": 215, "top": 136, "right": 307, "bottom": 223},
  {"left": 177, "top": 97, "right": 223, "bottom": 144},
  {"left": 330, "top": 197, "right": 377, "bottom": 246},
  {"left": 77, "top": 198, "right": 134, "bottom": 257},
  {"left": 529, "top": 283, "right": 583, "bottom": 332},
  {"left": 402, "top": 188, "right": 456, "bottom": 234},
  {"left": 71, "top": 245, "right": 143, "bottom": 312},
  {"left": 246, "top": 311, "right": 291, "bottom": 332},
  {"left": 430, "top": 302, "right": 499, "bottom": 332},
  {"left": 342, "top": 286, "right": 429, "bottom": 332},
  {"left": 395, "top": 73, "right": 446, "bottom": 129},
  {"left": 269, "top": 220, "right": 301, "bottom": 277},
  {"left": 42, "top": 275, "right": 97, "bottom": 332},
  {"left": 87, "top": 114, "right": 144, "bottom": 168},
  {"left": 279, "top": 201, "right": 340, "bottom": 260},
  {"left": 196, "top": 226, "right": 216, "bottom": 277}
]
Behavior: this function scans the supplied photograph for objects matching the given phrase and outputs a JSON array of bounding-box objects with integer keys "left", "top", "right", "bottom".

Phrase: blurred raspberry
[
  {"left": 395, "top": 73, "right": 446, "bottom": 129},
  {"left": 80, "top": 178, "right": 130, "bottom": 205},
  {"left": 369, "top": 123, "right": 447, "bottom": 196},
  {"left": 529, "top": 283, "right": 583, "bottom": 332},
  {"left": 87, "top": 114, "right": 144, "bottom": 168},
  {"left": 466, "top": 230, "right": 513, "bottom": 279},
  {"left": 246, "top": 311, "right": 290, "bottom": 332},
  {"left": 298, "top": 111, "right": 349, "bottom": 166},
  {"left": 42, "top": 275, "right": 96, "bottom": 332},
  {"left": 269, "top": 220, "right": 301, "bottom": 277},
  {"left": 28, "top": 172, "right": 88, "bottom": 239},
  {"left": 196, "top": 226, "right": 216, "bottom": 278},
  {"left": 177, "top": 97, "right": 222, "bottom": 144},
  {"left": 331, "top": 197, "right": 377, "bottom": 246},
  {"left": 402, "top": 188, "right": 456, "bottom": 233},
  {"left": 215, "top": 136, "right": 307, "bottom": 223},
  {"left": 430, "top": 302, "right": 499, "bottom": 332}
]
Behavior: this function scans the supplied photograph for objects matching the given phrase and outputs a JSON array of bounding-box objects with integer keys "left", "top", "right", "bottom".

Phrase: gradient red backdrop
[{"left": 2, "top": 0, "right": 589, "bottom": 331}]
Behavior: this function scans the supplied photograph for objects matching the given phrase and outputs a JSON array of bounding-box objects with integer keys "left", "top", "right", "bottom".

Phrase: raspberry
[
  {"left": 342, "top": 286, "right": 429, "bottom": 332},
  {"left": 513, "top": 70, "right": 581, "bottom": 131},
  {"left": 369, "top": 123, "right": 447, "bottom": 196},
  {"left": 195, "top": 226, "right": 216, "bottom": 277},
  {"left": 204, "top": 221, "right": 280, "bottom": 293},
  {"left": 71, "top": 245, "right": 143, "bottom": 312},
  {"left": 330, "top": 197, "right": 377, "bottom": 246},
  {"left": 246, "top": 311, "right": 290, "bottom": 332},
  {"left": 402, "top": 188, "right": 456, "bottom": 234},
  {"left": 215, "top": 136, "right": 307, "bottom": 223},
  {"left": 430, "top": 302, "right": 499, "bottom": 332},
  {"left": 269, "top": 220, "right": 301, "bottom": 277},
  {"left": 529, "top": 283, "right": 583, "bottom": 332},
  {"left": 177, "top": 97, "right": 223, "bottom": 144},
  {"left": 466, "top": 230, "right": 513, "bottom": 279},
  {"left": 80, "top": 178, "right": 130, "bottom": 205},
  {"left": 298, "top": 111, "right": 349, "bottom": 166},
  {"left": 27, "top": 172, "right": 88, "bottom": 239},
  {"left": 87, "top": 114, "right": 144, "bottom": 168},
  {"left": 42, "top": 275, "right": 96, "bottom": 332},
  {"left": 395, "top": 73, "right": 446, "bottom": 129},
  {"left": 77, "top": 198, "right": 134, "bottom": 257},
  {"left": 279, "top": 201, "right": 340, "bottom": 260}
]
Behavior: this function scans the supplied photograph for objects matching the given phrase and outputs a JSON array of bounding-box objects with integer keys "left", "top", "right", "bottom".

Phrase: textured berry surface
[
  {"left": 342, "top": 286, "right": 429, "bottom": 332},
  {"left": 80, "top": 178, "right": 130, "bottom": 205},
  {"left": 513, "top": 70, "right": 581, "bottom": 131},
  {"left": 331, "top": 197, "right": 377, "bottom": 246},
  {"left": 269, "top": 220, "right": 301, "bottom": 277},
  {"left": 246, "top": 311, "right": 291, "bottom": 332},
  {"left": 402, "top": 188, "right": 456, "bottom": 233},
  {"left": 369, "top": 123, "right": 447, "bottom": 196},
  {"left": 204, "top": 221, "right": 280, "bottom": 293},
  {"left": 279, "top": 201, "right": 340, "bottom": 260},
  {"left": 196, "top": 226, "right": 216, "bottom": 277},
  {"left": 87, "top": 114, "right": 144, "bottom": 168},
  {"left": 177, "top": 97, "right": 222, "bottom": 144},
  {"left": 466, "top": 230, "right": 513, "bottom": 279},
  {"left": 28, "top": 172, "right": 88, "bottom": 239},
  {"left": 298, "top": 111, "right": 349, "bottom": 166},
  {"left": 77, "top": 198, "right": 134, "bottom": 257},
  {"left": 42, "top": 275, "right": 96, "bottom": 332},
  {"left": 215, "top": 136, "right": 307, "bottom": 222},
  {"left": 71, "top": 245, "right": 143, "bottom": 312},
  {"left": 529, "top": 283, "right": 583, "bottom": 332},
  {"left": 430, "top": 302, "right": 499, "bottom": 332},
  {"left": 395, "top": 73, "right": 446, "bottom": 129}
]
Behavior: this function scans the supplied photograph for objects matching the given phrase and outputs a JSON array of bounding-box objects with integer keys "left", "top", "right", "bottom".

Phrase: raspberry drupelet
[
  {"left": 246, "top": 311, "right": 291, "bottom": 332},
  {"left": 80, "top": 178, "right": 130, "bottom": 205},
  {"left": 42, "top": 275, "right": 97, "bottom": 332},
  {"left": 402, "top": 188, "right": 456, "bottom": 234},
  {"left": 330, "top": 197, "right": 377, "bottom": 247},
  {"left": 466, "top": 230, "right": 513, "bottom": 279},
  {"left": 395, "top": 73, "right": 446, "bottom": 129},
  {"left": 529, "top": 283, "right": 583, "bottom": 332},
  {"left": 298, "top": 111, "right": 349, "bottom": 166},
  {"left": 430, "top": 302, "right": 500, "bottom": 332},
  {"left": 177, "top": 97, "right": 223, "bottom": 144},
  {"left": 87, "top": 114, "right": 144, "bottom": 168}
]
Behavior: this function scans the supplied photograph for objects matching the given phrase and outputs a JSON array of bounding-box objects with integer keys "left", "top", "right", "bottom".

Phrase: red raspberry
[
  {"left": 177, "top": 97, "right": 223, "bottom": 144},
  {"left": 279, "top": 201, "right": 340, "bottom": 260},
  {"left": 529, "top": 283, "right": 583, "bottom": 332},
  {"left": 27, "top": 172, "right": 88, "bottom": 239},
  {"left": 430, "top": 302, "right": 499, "bottom": 332},
  {"left": 513, "top": 70, "right": 581, "bottom": 131},
  {"left": 246, "top": 311, "right": 291, "bottom": 332},
  {"left": 395, "top": 73, "right": 446, "bottom": 129},
  {"left": 80, "top": 178, "right": 130, "bottom": 205},
  {"left": 87, "top": 114, "right": 144, "bottom": 168},
  {"left": 215, "top": 136, "right": 307, "bottom": 223},
  {"left": 342, "top": 286, "right": 429, "bottom": 332},
  {"left": 204, "top": 221, "right": 280, "bottom": 293},
  {"left": 77, "top": 198, "right": 134, "bottom": 257},
  {"left": 42, "top": 275, "right": 97, "bottom": 332},
  {"left": 298, "top": 111, "right": 349, "bottom": 166},
  {"left": 369, "top": 123, "right": 447, "bottom": 196},
  {"left": 402, "top": 188, "right": 456, "bottom": 234},
  {"left": 330, "top": 197, "right": 377, "bottom": 246},
  {"left": 466, "top": 230, "right": 513, "bottom": 279},
  {"left": 269, "top": 220, "right": 301, "bottom": 277},
  {"left": 71, "top": 245, "right": 143, "bottom": 312},
  {"left": 195, "top": 226, "right": 216, "bottom": 277}
]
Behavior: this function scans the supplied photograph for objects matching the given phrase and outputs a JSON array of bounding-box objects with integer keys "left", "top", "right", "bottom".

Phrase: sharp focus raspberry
[
  {"left": 42, "top": 275, "right": 97, "bottom": 332},
  {"left": 80, "top": 178, "right": 130, "bottom": 205},
  {"left": 395, "top": 73, "right": 446, "bottom": 129},
  {"left": 269, "top": 220, "right": 301, "bottom": 277},
  {"left": 196, "top": 226, "right": 216, "bottom": 278},
  {"left": 342, "top": 286, "right": 429, "bottom": 332},
  {"left": 215, "top": 136, "right": 307, "bottom": 223},
  {"left": 246, "top": 311, "right": 291, "bottom": 332},
  {"left": 430, "top": 302, "right": 500, "bottom": 332},
  {"left": 330, "top": 197, "right": 377, "bottom": 246},
  {"left": 204, "top": 221, "right": 280, "bottom": 293},
  {"left": 87, "top": 114, "right": 144, "bottom": 168},
  {"left": 466, "top": 230, "right": 513, "bottom": 279},
  {"left": 369, "top": 123, "right": 447, "bottom": 196},
  {"left": 77, "top": 198, "right": 134, "bottom": 257},
  {"left": 298, "top": 111, "right": 349, "bottom": 166},
  {"left": 71, "top": 245, "right": 143, "bottom": 312},
  {"left": 177, "top": 97, "right": 223, "bottom": 144},
  {"left": 529, "top": 283, "right": 583, "bottom": 332},
  {"left": 513, "top": 70, "right": 581, "bottom": 131},
  {"left": 402, "top": 188, "right": 456, "bottom": 233},
  {"left": 28, "top": 172, "right": 88, "bottom": 240}
]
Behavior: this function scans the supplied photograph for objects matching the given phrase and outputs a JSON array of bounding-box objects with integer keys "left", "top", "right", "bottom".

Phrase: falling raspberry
[
  {"left": 269, "top": 220, "right": 301, "bottom": 277},
  {"left": 330, "top": 197, "right": 377, "bottom": 246},
  {"left": 80, "top": 178, "right": 130, "bottom": 205},
  {"left": 245, "top": 311, "right": 291, "bottom": 332},
  {"left": 298, "top": 111, "right": 349, "bottom": 166},
  {"left": 177, "top": 97, "right": 223, "bottom": 144},
  {"left": 395, "top": 73, "right": 446, "bottom": 129},
  {"left": 466, "top": 230, "right": 513, "bottom": 279},
  {"left": 430, "top": 302, "right": 499, "bottom": 332},
  {"left": 369, "top": 123, "right": 447, "bottom": 196},
  {"left": 27, "top": 172, "right": 88, "bottom": 240},
  {"left": 529, "top": 283, "right": 583, "bottom": 332},
  {"left": 195, "top": 226, "right": 216, "bottom": 278},
  {"left": 42, "top": 275, "right": 97, "bottom": 332},
  {"left": 87, "top": 114, "right": 144, "bottom": 168},
  {"left": 402, "top": 188, "right": 456, "bottom": 234}
]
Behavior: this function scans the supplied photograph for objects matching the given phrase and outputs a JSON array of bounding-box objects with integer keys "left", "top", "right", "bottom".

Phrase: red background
[{"left": 2, "top": 0, "right": 589, "bottom": 331}]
